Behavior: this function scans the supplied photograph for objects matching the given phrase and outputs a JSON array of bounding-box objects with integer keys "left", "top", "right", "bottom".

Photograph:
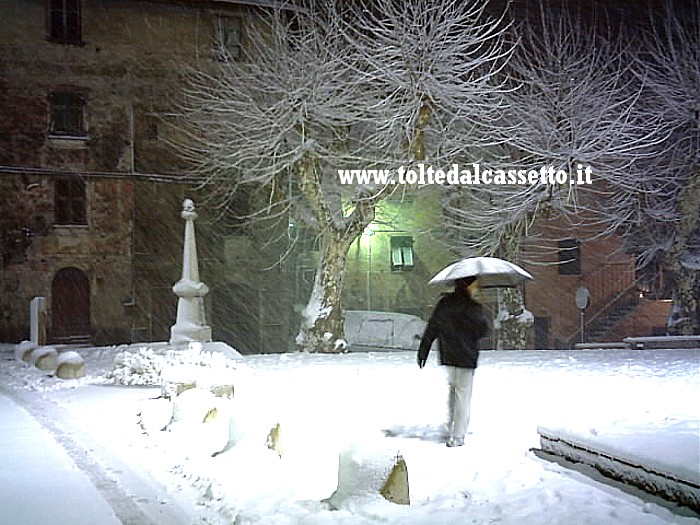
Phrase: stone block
[
  {"left": 326, "top": 440, "right": 410, "bottom": 509},
  {"left": 56, "top": 351, "right": 86, "bottom": 379},
  {"left": 15, "top": 340, "right": 37, "bottom": 362},
  {"left": 31, "top": 346, "right": 58, "bottom": 371}
]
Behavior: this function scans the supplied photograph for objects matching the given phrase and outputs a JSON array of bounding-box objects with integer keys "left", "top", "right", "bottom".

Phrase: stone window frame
[{"left": 47, "top": 0, "right": 82, "bottom": 45}]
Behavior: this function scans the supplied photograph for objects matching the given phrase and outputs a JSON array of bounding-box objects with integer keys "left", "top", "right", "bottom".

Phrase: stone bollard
[
  {"left": 326, "top": 440, "right": 410, "bottom": 509},
  {"left": 29, "top": 297, "right": 47, "bottom": 346},
  {"left": 56, "top": 351, "right": 86, "bottom": 379},
  {"left": 31, "top": 346, "right": 58, "bottom": 371},
  {"left": 266, "top": 423, "right": 283, "bottom": 458},
  {"left": 15, "top": 340, "right": 37, "bottom": 362},
  {"left": 380, "top": 454, "right": 410, "bottom": 505}
]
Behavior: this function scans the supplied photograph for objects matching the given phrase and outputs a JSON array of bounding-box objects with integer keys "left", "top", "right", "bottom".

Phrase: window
[
  {"left": 49, "top": 92, "right": 85, "bottom": 136},
  {"left": 558, "top": 239, "right": 581, "bottom": 275},
  {"left": 534, "top": 316, "right": 551, "bottom": 350},
  {"left": 49, "top": 0, "right": 81, "bottom": 44},
  {"left": 212, "top": 16, "right": 243, "bottom": 61},
  {"left": 144, "top": 116, "right": 161, "bottom": 141},
  {"left": 390, "top": 236, "right": 414, "bottom": 270},
  {"left": 54, "top": 177, "right": 87, "bottom": 225}
]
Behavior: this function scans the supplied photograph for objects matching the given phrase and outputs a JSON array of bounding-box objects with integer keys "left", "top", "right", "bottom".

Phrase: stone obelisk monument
[{"left": 170, "top": 199, "right": 212, "bottom": 345}]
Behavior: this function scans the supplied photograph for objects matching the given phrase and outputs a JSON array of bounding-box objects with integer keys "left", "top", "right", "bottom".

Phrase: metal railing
[{"left": 565, "top": 263, "right": 643, "bottom": 347}]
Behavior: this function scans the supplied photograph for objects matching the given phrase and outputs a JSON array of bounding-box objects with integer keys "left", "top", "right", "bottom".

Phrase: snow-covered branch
[{"left": 169, "top": 0, "right": 514, "bottom": 352}]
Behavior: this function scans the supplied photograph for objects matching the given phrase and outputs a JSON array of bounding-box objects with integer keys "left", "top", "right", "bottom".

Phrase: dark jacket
[{"left": 418, "top": 291, "right": 489, "bottom": 369}]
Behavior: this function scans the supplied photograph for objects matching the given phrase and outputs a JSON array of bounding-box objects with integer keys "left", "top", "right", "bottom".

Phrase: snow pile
[
  {"left": 123, "top": 343, "right": 246, "bottom": 460},
  {"left": 14, "top": 340, "right": 37, "bottom": 362},
  {"left": 139, "top": 397, "right": 174, "bottom": 434},
  {"left": 109, "top": 346, "right": 167, "bottom": 385},
  {"left": 169, "top": 388, "right": 232, "bottom": 458},
  {"left": 138, "top": 384, "right": 235, "bottom": 458},
  {"left": 108, "top": 342, "right": 242, "bottom": 389}
]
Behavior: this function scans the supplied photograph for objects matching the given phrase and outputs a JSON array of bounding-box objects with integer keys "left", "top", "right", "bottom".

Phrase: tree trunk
[
  {"left": 494, "top": 287, "right": 534, "bottom": 350},
  {"left": 665, "top": 167, "right": 700, "bottom": 335},
  {"left": 296, "top": 232, "right": 353, "bottom": 353},
  {"left": 294, "top": 153, "right": 377, "bottom": 352},
  {"left": 493, "top": 223, "right": 533, "bottom": 349}
]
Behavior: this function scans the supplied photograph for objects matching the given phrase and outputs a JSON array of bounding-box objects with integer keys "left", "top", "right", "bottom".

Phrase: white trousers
[{"left": 446, "top": 366, "right": 475, "bottom": 440}]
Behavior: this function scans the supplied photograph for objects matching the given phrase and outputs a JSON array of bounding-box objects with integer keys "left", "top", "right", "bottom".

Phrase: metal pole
[{"left": 366, "top": 237, "right": 372, "bottom": 311}]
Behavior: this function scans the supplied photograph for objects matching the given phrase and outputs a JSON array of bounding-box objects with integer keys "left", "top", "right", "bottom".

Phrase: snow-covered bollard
[
  {"left": 31, "top": 346, "right": 58, "bottom": 371},
  {"left": 266, "top": 423, "right": 283, "bottom": 458},
  {"left": 139, "top": 397, "right": 174, "bottom": 434},
  {"left": 15, "top": 340, "right": 37, "bottom": 362},
  {"left": 210, "top": 383, "right": 234, "bottom": 399},
  {"left": 173, "top": 387, "right": 219, "bottom": 423},
  {"left": 161, "top": 361, "right": 236, "bottom": 400},
  {"left": 55, "top": 351, "right": 86, "bottom": 379},
  {"left": 170, "top": 388, "right": 231, "bottom": 457},
  {"left": 326, "top": 440, "right": 410, "bottom": 510},
  {"left": 380, "top": 454, "right": 410, "bottom": 505}
]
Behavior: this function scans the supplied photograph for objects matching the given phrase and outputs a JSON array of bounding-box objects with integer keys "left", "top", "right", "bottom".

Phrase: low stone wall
[
  {"left": 537, "top": 428, "right": 699, "bottom": 512},
  {"left": 623, "top": 335, "right": 700, "bottom": 350}
]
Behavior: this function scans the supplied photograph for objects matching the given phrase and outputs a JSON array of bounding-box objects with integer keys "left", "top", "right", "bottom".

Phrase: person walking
[{"left": 417, "top": 275, "right": 489, "bottom": 447}]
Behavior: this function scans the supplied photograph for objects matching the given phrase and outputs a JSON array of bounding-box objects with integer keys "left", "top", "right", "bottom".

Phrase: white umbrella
[{"left": 429, "top": 256, "right": 533, "bottom": 288}]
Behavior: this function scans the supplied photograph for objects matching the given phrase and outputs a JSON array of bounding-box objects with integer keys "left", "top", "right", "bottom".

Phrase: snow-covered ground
[{"left": 0, "top": 343, "right": 698, "bottom": 525}]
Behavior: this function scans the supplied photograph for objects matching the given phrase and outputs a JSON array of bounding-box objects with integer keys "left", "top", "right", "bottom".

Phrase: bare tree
[
  {"left": 174, "top": 0, "right": 511, "bottom": 352},
  {"left": 442, "top": 5, "right": 666, "bottom": 348},
  {"left": 343, "top": 0, "right": 512, "bottom": 165},
  {"left": 613, "top": 1, "right": 700, "bottom": 335}
]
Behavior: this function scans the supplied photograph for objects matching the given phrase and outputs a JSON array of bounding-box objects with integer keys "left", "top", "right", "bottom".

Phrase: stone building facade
[
  {"left": 0, "top": 0, "right": 678, "bottom": 351},
  {"left": 0, "top": 0, "right": 294, "bottom": 349}
]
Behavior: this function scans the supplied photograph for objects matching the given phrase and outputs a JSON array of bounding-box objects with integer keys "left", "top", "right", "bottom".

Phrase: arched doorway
[{"left": 51, "top": 267, "right": 90, "bottom": 344}]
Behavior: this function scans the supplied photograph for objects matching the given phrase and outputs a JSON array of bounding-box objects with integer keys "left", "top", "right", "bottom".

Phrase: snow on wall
[
  {"left": 538, "top": 426, "right": 700, "bottom": 512},
  {"left": 344, "top": 311, "right": 426, "bottom": 350}
]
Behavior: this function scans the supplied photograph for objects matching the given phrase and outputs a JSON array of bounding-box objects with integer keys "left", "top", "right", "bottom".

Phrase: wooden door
[{"left": 51, "top": 267, "right": 90, "bottom": 344}]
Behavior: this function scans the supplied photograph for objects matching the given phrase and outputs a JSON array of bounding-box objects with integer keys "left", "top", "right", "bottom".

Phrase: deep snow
[{"left": 0, "top": 343, "right": 698, "bottom": 525}]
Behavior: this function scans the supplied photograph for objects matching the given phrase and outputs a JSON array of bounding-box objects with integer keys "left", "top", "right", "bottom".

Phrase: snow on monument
[{"left": 170, "top": 199, "right": 212, "bottom": 345}]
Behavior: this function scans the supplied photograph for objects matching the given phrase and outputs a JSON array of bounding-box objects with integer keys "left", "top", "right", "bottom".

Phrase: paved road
[
  {"left": 0, "top": 392, "right": 120, "bottom": 525},
  {"left": 0, "top": 388, "right": 191, "bottom": 525}
]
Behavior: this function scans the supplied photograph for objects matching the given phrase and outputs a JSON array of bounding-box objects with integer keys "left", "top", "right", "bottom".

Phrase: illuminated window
[
  {"left": 390, "top": 236, "right": 414, "bottom": 270},
  {"left": 49, "top": 0, "right": 81, "bottom": 44}
]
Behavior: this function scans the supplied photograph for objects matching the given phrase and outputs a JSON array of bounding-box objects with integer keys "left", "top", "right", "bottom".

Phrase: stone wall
[{"left": 0, "top": 0, "right": 295, "bottom": 348}]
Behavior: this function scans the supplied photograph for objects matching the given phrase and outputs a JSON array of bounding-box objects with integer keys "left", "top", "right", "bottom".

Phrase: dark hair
[{"left": 455, "top": 276, "right": 477, "bottom": 288}]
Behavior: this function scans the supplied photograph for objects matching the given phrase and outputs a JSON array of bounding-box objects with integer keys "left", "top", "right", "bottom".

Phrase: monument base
[{"left": 170, "top": 323, "right": 212, "bottom": 346}]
